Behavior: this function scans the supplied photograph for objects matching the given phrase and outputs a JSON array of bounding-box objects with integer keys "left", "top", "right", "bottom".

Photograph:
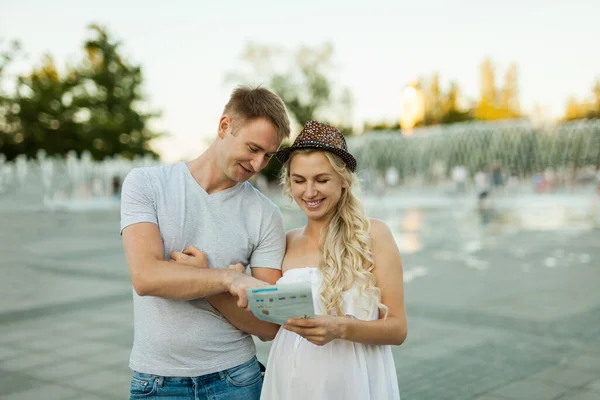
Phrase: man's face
[{"left": 218, "top": 116, "right": 281, "bottom": 183}]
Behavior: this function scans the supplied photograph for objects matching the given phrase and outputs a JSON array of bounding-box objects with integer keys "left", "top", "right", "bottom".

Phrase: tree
[
  {"left": 564, "top": 97, "right": 586, "bottom": 121},
  {"left": 500, "top": 63, "right": 520, "bottom": 118},
  {"left": 364, "top": 120, "right": 401, "bottom": 132},
  {"left": 424, "top": 73, "right": 443, "bottom": 125},
  {"left": 475, "top": 59, "right": 498, "bottom": 120},
  {"left": 228, "top": 42, "right": 352, "bottom": 133},
  {"left": 443, "top": 81, "right": 460, "bottom": 115},
  {"left": 440, "top": 81, "right": 473, "bottom": 124},
  {"left": 476, "top": 59, "right": 521, "bottom": 121},
  {"left": 589, "top": 79, "right": 600, "bottom": 118},
  {"left": 12, "top": 55, "right": 82, "bottom": 158},
  {"left": 0, "top": 39, "right": 22, "bottom": 159},
  {"left": 74, "top": 24, "right": 161, "bottom": 160},
  {"left": 1, "top": 26, "right": 162, "bottom": 161}
]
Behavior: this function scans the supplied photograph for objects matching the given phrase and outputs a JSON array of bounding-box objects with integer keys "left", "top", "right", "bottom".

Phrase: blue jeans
[{"left": 129, "top": 356, "right": 262, "bottom": 400}]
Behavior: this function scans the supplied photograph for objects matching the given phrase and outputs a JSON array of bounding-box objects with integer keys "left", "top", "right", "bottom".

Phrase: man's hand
[
  {"left": 226, "top": 272, "right": 267, "bottom": 309},
  {"left": 170, "top": 246, "right": 208, "bottom": 268}
]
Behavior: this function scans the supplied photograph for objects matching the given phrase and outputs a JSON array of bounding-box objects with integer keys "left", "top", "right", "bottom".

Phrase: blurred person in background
[
  {"left": 120, "top": 86, "right": 290, "bottom": 400},
  {"left": 260, "top": 121, "right": 407, "bottom": 400}
]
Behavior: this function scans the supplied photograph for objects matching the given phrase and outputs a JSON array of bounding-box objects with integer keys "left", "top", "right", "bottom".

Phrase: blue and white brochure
[{"left": 246, "top": 283, "right": 315, "bottom": 325}]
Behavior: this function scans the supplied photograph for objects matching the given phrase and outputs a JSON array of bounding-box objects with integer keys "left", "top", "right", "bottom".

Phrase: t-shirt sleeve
[
  {"left": 120, "top": 168, "right": 158, "bottom": 234},
  {"left": 250, "top": 207, "right": 285, "bottom": 270}
]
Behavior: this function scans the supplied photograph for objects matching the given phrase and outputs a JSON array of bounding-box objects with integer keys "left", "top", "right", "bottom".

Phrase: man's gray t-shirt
[{"left": 120, "top": 162, "right": 285, "bottom": 377}]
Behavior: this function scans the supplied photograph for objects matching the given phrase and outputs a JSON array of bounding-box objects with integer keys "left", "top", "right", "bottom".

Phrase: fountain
[
  {"left": 349, "top": 119, "right": 599, "bottom": 193},
  {"left": 0, "top": 120, "right": 598, "bottom": 213},
  {"left": 0, "top": 151, "right": 160, "bottom": 211},
  {"left": 344, "top": 119, "right": 600, "bottom": 228}
]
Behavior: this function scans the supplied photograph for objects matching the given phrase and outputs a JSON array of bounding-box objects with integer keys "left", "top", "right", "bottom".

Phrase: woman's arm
[
  {"left": 283, "top": 218, "right": 407, "bottom": 346},
  {"left": 206, "top": 267, "right": 282, "bottom": 342}
]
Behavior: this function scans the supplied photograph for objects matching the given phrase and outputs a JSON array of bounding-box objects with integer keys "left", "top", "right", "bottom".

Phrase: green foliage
[
  {"left": 441, "top": 109, "right": 473, "bottom": 124},
  {"left": 0, "top": 25, "right": 162, "bottom": 161},
  {"left": 228, "top": 42, "right": 352, "bottom": 129},
  {"left": 74, "top": 24, "right": 161, "bottom": 160},
  {"left": 261, "top": 142, "right": 289, "bottom": 182},
  {"left": 12, "top": 56, "right": 82, "bottom": 158},
  {"left": 0, "top": 39, "right": 22, "bottom": 154},
  {"left": 364, "top": 121, "right": 401, "bottom": 132},
  {"left": 564, "top": 79, "right": 600, "bottom": 121},
  {"left": 475, "top": 60, "right": 521, "bottom": 121}
]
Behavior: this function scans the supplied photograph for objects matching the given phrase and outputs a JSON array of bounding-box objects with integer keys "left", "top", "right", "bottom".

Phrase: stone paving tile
[
  {"left": 395, "top": 334, "right": 582, "bottom": 400},
  {"left": 0, "top": 292, "right": 132, "bottom": 325},
  {"left": 0, "top": 383, "right": 82, "bottom": 400},
  {"left": 585, "top": 380, "right": 600, "bottom": 394},
  {"left": 562, "top": 354, "right": 600, "bottom": 372},
  {"left": 472, "top": 395, "right": 513, "bottom": 400},
  {"left": 46, "top": 341, "right": 116, "bottom": 359},
  {"left": 490, "top": 379, "right": 572, "bottom": 400},
  {"left": 0, "top": 327, "right": 49, "bottom": 345},
  {"left": 84, "top": 348, "right": 132, "bottom": 367},
  {"left": 1, "top": 351, "right": 71, "bottom": 372},
  {"left": 0, "top": 370, "right": 44, "bottom": 396},
  {"left": 8, "top": 335, "right": 78, "bottom": 353},
  {"left": 2, "top": 208, "right": 600, "bottom": 400},
  {"left": 23, "top": 359, "right": 101, "bottom": 380},
  {"left": 64, "top": 394, "right": 118, "bottom": 400},
  {"left": 529, "top": 366, "right": 598, "bottom": 388},
  {"left": 557, "top": 390, "right": 600, "bottom": 400},
  {"left": 0, "top": 346, "right": 25, "bottom": 362},
  {"left": 61, "top": 368, "right": 131, "bottom": 396}
]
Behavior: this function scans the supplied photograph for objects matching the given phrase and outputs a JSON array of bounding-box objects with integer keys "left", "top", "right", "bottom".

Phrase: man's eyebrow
[{"left": 248, "top": 142, "right": 275, "bottom": 155}]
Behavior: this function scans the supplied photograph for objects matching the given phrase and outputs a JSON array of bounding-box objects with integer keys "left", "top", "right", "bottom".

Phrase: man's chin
[{"left": 233, "top": 173, "right": 254, "bottom": 183}]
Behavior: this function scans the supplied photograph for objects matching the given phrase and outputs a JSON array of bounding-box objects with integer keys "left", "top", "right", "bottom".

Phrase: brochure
[{"left": 247, "top": 282, "right": 315, "bottom": 325}]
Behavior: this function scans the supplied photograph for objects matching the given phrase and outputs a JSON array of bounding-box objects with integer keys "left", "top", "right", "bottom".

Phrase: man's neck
[{"left": 186, "top": 147, "right": 238, "bottom": 194}]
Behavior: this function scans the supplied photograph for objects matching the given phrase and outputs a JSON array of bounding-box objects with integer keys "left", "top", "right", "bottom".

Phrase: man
[{"left": 120, "top": 86, "right": 290, "bottom": 399}]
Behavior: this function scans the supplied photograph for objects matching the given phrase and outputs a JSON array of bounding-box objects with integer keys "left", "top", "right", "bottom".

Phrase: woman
[{"left": 261, "top": 120, "right": 407, "bottom": 400}]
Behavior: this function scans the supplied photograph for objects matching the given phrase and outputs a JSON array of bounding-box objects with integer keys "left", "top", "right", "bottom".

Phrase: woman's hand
[
  {"left": 170, "top": 245, "right": 208, "bottom": 268},
  {"left": 170, "top": 246, "right": 246, "bottom": 274},
  {"left": 283, "top": 316, "right": 347, "bottom": 346}
]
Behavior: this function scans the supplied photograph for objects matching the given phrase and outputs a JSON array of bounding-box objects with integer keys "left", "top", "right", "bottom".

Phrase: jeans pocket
[
  {"left": 223, "top": 357, "right": 262, "bottom": 387},
  {"left": 129, "top": 372, "right": 159, "bottom": 398}
]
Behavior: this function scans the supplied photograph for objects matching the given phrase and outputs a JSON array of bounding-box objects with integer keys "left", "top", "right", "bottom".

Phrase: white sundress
[{"left": 261, "top": 267, "right": 400, "bottom": 400}]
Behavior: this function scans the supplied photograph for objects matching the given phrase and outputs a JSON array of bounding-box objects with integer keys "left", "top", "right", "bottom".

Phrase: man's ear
[{"left": 218, "top": 115, "right": 232, "bottom": 139}]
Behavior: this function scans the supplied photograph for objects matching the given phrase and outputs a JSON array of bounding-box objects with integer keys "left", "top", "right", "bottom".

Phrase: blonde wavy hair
[{"left": 281, "top": 149, "right": 388, "bottom": 318}]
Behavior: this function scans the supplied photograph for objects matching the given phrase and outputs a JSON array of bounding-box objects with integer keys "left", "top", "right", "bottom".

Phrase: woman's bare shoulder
[
  {"left": 286, "top": 227, "right": 303, "bottom": 240},
  {"left": 368, "top": 218, "right": 392, "bottom": 239}
]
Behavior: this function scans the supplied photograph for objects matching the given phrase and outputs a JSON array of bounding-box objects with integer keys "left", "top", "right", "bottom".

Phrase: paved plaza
[{"left": 1, "top": 190, "right": 600, "bottom": 399}]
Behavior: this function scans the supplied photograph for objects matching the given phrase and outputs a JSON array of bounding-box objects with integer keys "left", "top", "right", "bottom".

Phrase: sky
[{"left": 1, "top": 0, "right": 599, "bottom": 162}]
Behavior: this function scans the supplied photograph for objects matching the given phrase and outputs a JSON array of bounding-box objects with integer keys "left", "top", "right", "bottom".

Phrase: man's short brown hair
[{"left": 223, "top": 86, "right": 291, "bottom": 141}]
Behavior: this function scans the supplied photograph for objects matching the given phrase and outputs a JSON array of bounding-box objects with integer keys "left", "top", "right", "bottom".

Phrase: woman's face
[{"left": 289, "top": 151, "right": 345, "bottom": 222}]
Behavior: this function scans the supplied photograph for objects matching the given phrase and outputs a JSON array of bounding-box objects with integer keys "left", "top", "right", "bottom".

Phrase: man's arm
[
  {"left": 123, "top": 222, "right": 265, "bottom": 304},
  {"left": 206, "top": 267, "right": 282, "bottom": 341}
]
